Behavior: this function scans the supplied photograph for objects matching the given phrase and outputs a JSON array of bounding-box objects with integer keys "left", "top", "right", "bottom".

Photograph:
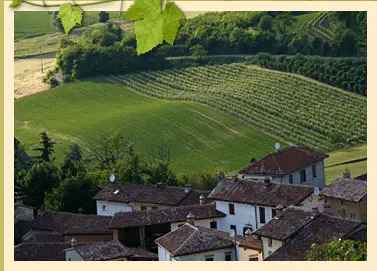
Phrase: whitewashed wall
[
  {"left": 170, "top": 218, "right": 220, "bottom": 231},
  {"left": 158, "top": 245, "right": 172, "bottom": 261},
  {"left": 260, "top": 237, "right": 283, "bottom": 259},
  {"left": 237, "top": 246, "right": 262, "bottom": 261},
  {"left": 215, "top": 201, "right": 273, "bottom": 235},
  {"left": 174, "top": 248, "right": 235, "bottom": 261},
  {"left": 240, "top": 161, "right": 326, "bottom": 189},
  {"left": 65, "top": 248, "right": 84, "bottom": 261},
  {"left": 96, "top": 200, "right": 132, "bottom": 216}
]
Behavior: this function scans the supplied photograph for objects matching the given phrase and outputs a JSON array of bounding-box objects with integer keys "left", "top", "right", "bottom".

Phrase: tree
[
  {"left": 99, "top": 11, "right": 110, "bottom": 23},
  {"left": 33, "top": 131, "right": 56, "bottom": 162},
  {"left": 23, "top": 161, "right": 61, "bottom": 209},
  {"left": 258, "top": 15, "right": 273, "bottom": 31},
  {"left": 338, "top": 30, "right": 358, "bottom": 56},
  {"left": 44, "top": 175, "right": 98, "bottom": 214},
  {"left": 51, "top": 11, "right": 64, "bottom": 32},
  {"left": 61, "top": 144, "right": 85, "bottom": 179},
  {"left": 14, "top": 137, "right": 32, "bottom": 173},
  {"left": 306, "top": 240, "right": 366, "bottom": 261}
]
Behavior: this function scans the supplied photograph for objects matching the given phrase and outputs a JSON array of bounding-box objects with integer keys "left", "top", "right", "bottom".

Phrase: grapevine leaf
[
  {"left": 124, "top": 0, "right": 162, "bottom": 21},
  {"left": 162, "top": 2, "right": 184, "bottom": 45},
  {"left": 135, "top": 16, "right": 164, "bottom": 55},
  {"left": 10, "top": 0, "right": 22, "bottom": 8},
  {"left": 58, "top": 3, "right": 83, "bottom": 34},
  {"left": 128, "top": 0, "right": 185, "bottom": 55}
]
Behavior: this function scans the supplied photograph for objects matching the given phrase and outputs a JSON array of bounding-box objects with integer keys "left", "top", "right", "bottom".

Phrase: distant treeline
[{"left": 54, "top": 12, "right": 367, "bottom": 95}]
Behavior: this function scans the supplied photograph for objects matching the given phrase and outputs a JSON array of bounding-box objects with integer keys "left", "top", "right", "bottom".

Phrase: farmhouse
[
  {"left": 155, "top": 223, "right": 235, "bottom": 261},
  {"left": 207, "top": 177, "right": 314, "bottom": 235},
  {"left": 64, "top": 240, "right": 157, "bottom": 261},
  {"left": 254, "top": 208, "right": 363, "bottom": 260},
  {"left": 321, "top": 175, "right": 367, "bottom": 222},
  {"left": 94, "top": 182, "right": 208, "bottom": 216},
  {"left": 109, "top": 203, "right": 225, "bottom": 251},
  {"left": 239, "top": 146, "right": 328, "bottom": 189}
]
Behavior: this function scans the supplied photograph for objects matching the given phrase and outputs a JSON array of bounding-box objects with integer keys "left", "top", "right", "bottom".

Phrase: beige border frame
[{"left": 3, "top": 1, "right": 377, "bottom": 270}]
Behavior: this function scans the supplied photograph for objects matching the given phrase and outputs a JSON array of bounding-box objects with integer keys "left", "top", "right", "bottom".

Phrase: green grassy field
[
  {"left": 325, "top": 144, "right": 367, "bottom": 182},
  {"left": 15, "top": 81, "right": 278, "bottom": 176},
  {"left": 14, "top": 11, "right": 56, "bottom": 40}
]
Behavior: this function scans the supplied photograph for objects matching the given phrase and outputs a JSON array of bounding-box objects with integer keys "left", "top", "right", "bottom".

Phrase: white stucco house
[
  {"left": 155, "top": 223, "right": 236, "bottom": 261},
  {"left": 207, "top": 178, "right": 314, "bottom": 236},
  {"left": 239, "top": 146, "right": 328, "bottom": 189},
  {"left": 94, "top": 182, "right": 208, "bottom": 216}
]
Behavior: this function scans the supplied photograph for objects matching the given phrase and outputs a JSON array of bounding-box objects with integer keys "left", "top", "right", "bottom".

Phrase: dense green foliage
[
  {"left": 108, "top": 63, "right": 366, "bottom": 150},
  {"left": 306, "top": 240, "right": 367, "bottom": 260},
  {"left": 15, "top": 81, "right": 277, "bottom": 176}
]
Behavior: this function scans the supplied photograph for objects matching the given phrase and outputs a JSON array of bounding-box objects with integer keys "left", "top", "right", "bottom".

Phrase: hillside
[
  {"left": 107, "top": 63, "right": 366, "bottom": 150},
  {"left": 15, "top": 81, "right": 278, "bottom": 176}
]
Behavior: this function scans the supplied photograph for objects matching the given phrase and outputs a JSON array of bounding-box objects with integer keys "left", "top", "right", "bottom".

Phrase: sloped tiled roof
[
  {"left": 236, "top": 235, "right": 262, "bottom": 250},
  {"left": 31, "top": 211, "right": 112, "bottom": 235},
  {"left": 23, "top": 230, "right": 64, "bottom": 243},
  {"left": 94, "top": 183, "right": 208, "bottom": 206},
  {"left": 254, "top": 208, "right": 316, "bottom": 240},
  {"left": 14, "top": 242, "right": 69, "bottom": 261},
  {"left": 266, "top": 214, "right": 361, "bottom": 261},
  {"left": 110, "top": 203, "right": 225, "bottom": 229},
  {"left": 321, "top": 177, "right": 367, "bottom": 202},
  {"left": 155, "top": 224, "right": 233, "bottom": 256},
  {"left": 208, "top": 178, "right": 313, "bottom": 207},
  {"left": 72, "top": 240, "right": 157, "bottom": 261},
  {"left": 240, "top": 146, "right": 328, "bottom": 176}
]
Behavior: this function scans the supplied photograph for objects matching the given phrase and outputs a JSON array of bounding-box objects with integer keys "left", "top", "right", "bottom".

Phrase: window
[
  {"left": 225, "top": 252, "right": 232, "bottom": 261},
  {"left": 312, "top": 165, "right": 317, "bottom": 178},
  {"left": 300, "top": 170, "right": 307, "bottom": 183},
  {"left": 140, "top": 206, "right": 147, "bottom": 211},
  {"left": 288, "top": 174, "right": 293, "bottom": 184},
  {"left": 102, "top": 205, "right": 106, "bottom": 211},
  {"left": 230, "top": 225, "right": 237, "bottom": 232},
  {"left": 272, "top": 208, "right": 277, "bottom": 218},
  {"left": 268, "top": 238, "right": 273, "bottom": 247},
  {"left": 205, "top": 255, "right": 214, "bottom": 261},
  {"left": 210, "top": 221, "right": 217, "bottom": 229},
  {"left": 259, "top": 207, "right": 266, "bottom": 224},
  {"left": 228, "top": 203, "right": 235, "bottom": 215}
]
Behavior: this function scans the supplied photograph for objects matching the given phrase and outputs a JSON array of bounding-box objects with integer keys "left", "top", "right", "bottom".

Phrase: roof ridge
[{"left": 172, "top": 225, "right": 198, "bottom": 255}]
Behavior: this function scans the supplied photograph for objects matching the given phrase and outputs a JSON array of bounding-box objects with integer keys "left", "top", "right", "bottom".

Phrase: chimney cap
[
  {"left": 244, "top": 228, "right": 253, "bottom": 236},
  {"left": 70, "top": 238, "right": 77, "bottom": 247},
  {"left": 186, "top": 212, "right": 195, "bottom": 219}
]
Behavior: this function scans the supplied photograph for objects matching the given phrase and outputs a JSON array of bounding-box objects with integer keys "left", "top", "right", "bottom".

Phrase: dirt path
[{"left": 14, "top": 57, "right": 55, "bottom": 99}]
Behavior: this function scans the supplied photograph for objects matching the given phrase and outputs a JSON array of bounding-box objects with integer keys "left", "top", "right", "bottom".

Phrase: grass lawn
[
  {"left": 325, "top": 144, "right": 367, "bottom": 183},
  {"left": 15, "top": 81, "right": 278, "bottom": 176},
  {"left": 14, "top": 11, "right": 56, "bottom": 40}
]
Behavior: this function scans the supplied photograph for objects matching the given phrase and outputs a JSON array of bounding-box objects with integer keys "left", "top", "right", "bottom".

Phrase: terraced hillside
[
  {"left": 294, "top": 12, "right": 337, "bottom": 42},
  {"left": 107, "top": 63, "right": 366, "bottom": 150}
]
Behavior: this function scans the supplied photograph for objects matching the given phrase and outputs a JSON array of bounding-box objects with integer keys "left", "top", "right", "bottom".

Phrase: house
[
  {"left": 253, "top": 208, "right": 362, "bottom": 260},
  {"left": 27, "top": 211, "right": 113, "bottom": 244},
  {"left": 94, "top": 182, "right": 209, "bottom": 216},
  {"left": 109, "top": 203, "right": 225, "bottom": 251},
  {"left": 207, "top": 178, "right": 314, "bottom": 235},
  {"left": 239, "top": 146, "right": 328, "bottom": 189},
  {"left": 14, "top": 242, "right": 69, "bottom": 261},
  {"left": 321, "top": 176, "right": 367, "bottom": 222},
  {"left": 155, "top": 223, "right": 235, "bottom": 261},
  {"left": 64, "top": 240, "right": 157, "bottom": 261},
  {"left": 253, "top": 207, "right": 319, "bottom": 258},
  {"left": 236, "top": 230, "right": 263, "bottom": 261}
]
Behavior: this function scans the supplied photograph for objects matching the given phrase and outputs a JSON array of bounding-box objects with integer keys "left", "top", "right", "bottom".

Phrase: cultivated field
[
  {"left": 15, "top": 81, "right": 278, "bottom": 175},
  {"left": 14, "top": 57, "right": 56, "bottom": 98},
  {"left": 107, "top": 63, "right": 367, "bottom": 151}
]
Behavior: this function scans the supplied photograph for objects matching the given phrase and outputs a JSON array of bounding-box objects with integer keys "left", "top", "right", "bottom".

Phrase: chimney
[
  {"left": 343, "top": 169, "right": 351, "bottom": 179},
  {"left": 244, "top": 228, "right": 253, "bottom": 237},
  {"left": 186, "top": 212, "right": 195, "bottom": 225},
  {"left": 312, "top": 206, "right": 320, "bottom": 216},
  {"left": 70, "top": 238, "right": 77, "bottom": 248},
  {"left": 184, "top": 184, "right": 192, "bottom": 194},
  {"left": 199, "top": 194, "right": 206, "bottom": 205},
  {"left": 156, "top": 182, "right": 165, "bottom": 189},
  {"left": 263, "top": 176, "right": 271, "bottom": 186},
  {"left": 275, "top": 204, "right": 284, "bottom": 217}
]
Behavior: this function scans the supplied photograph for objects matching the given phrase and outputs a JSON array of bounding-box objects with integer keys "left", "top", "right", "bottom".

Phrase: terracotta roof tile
[
  {"left": 155, "top": 224, "right": 234, "bottom": 256},
  {"left": 94, "top": 183, "right": 208, "bottom": 206},
  {"left": 110, "top": 203, "right": 225, "bottom": 229},
  {"left": 208, "top": 178, "right": 313, "bottom": 207},
  {"left": 14, "top": 242, "right": 69, "bottom": 261},
  {"left": 241, "top": 146, "right": 328, "bottom": 176},
  {"left": 321, "top": 177, "right": 367, "bottom": 202}
]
